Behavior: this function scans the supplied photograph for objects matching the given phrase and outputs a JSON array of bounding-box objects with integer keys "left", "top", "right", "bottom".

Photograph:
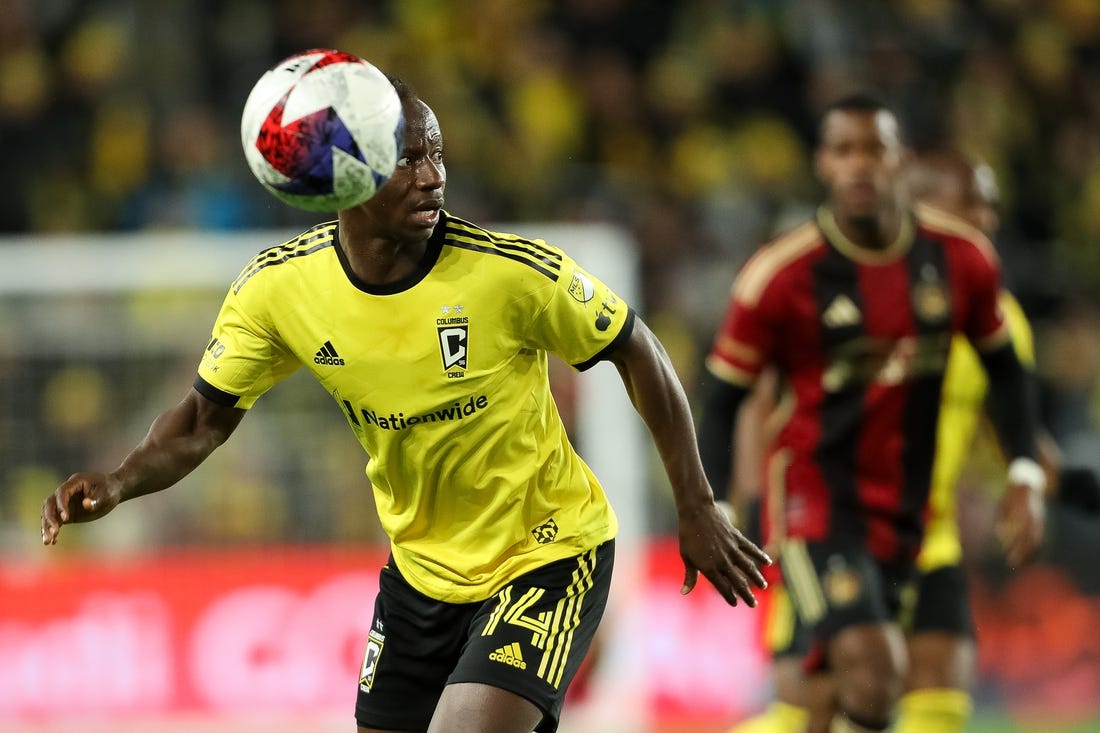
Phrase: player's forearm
[
  {"left": 114, "top": 391, "right": 242, "bottom": 501},
  {"left": 611, "top": 320, "right": 716, "bottom": 514}
]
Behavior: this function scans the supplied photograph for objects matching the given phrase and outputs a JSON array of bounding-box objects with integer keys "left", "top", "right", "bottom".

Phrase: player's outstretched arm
[
  {"left": 41, "top": 387, "right": 246, "bottom": 545},
  {"left": 979, "top": 341, "right": 1047, "bottom": 567},
  {"left": 607, "top": 317, "right": 770, "bottom": 607}
]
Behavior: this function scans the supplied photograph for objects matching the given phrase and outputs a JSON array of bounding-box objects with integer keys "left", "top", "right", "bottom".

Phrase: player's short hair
[
  {"left": 822, "top": 92, "right": 891, "bottom": 118},
  {"left": 817, "top": 92, "right": 902, "bottom": 145},
  {"left": 387, "top": 75, "right": 416, "bottom": 103}
]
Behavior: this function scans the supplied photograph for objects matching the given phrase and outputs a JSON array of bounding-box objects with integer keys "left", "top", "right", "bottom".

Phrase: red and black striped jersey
[{"left": 707, "top": 204, "right": 1009, "bottom": 564}]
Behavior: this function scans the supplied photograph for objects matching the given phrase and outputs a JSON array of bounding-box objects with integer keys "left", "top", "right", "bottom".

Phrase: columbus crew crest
[
  {"left": 437, "top": 305, "right": 469, "bottom": 377},
  {"left": 359, "top": 628, "right": 386, "bottom": 692}
]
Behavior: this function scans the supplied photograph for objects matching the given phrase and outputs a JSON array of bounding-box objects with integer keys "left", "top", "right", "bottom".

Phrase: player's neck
[
  {"left": 832, "top": 208, "right": 903, "bottom": 251},
  {"left": 337, "top": 212, "right": 429, "bottom": 285}
]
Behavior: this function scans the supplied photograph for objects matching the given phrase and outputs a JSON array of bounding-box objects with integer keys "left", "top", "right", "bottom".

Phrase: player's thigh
[
  {"left": 771, "top": 656, "right": 807, "bottom": 708},
  {"left": 804, "top": 671, "right": 836, "bottom": 733},
  {"left": 447, "top": 540, "right": 615, "bottom": 733},
  {"left": 906, "top": 563, "right": 976, "bottom": 691},
  {"left": 354, "top": 560, "right": 476, "bottom": 732},
  {"left": 428, "top": 682, "right": 543, "bottom": 733},
  {"left": 829, "top": 622, "right": 907, "bottom": 688}
]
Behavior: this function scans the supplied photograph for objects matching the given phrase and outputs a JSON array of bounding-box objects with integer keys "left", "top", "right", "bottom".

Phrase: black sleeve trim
[
  {"left": 573, "top": 308, "right": 636, "bottom": 372},
  {"left": 193, "top": 375, "right": 242, "bottom": 407}
]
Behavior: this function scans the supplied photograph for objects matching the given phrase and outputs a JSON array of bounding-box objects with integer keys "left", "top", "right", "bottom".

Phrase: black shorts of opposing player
[
  {"left": 769, "top": 559, "right": 975, "bottom": 667},
  {"left": 779, "top": 540, "right": 917, "bottom": 672},
  {"left": 355, "top": 540, "right": 614, "bottom": 732},
  {"left": 908, "top": 563, "right": 974, "bottom": 638}
]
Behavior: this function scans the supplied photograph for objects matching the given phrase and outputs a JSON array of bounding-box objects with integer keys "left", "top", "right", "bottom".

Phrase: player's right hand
[
  {"left": 679, "top": 501, "right": 771, "bottom": 607},
  {"left": 41, "top": 472, "right": 121, "bottom": 545},
  {"left": 997, "top": 479, "right": 1045, "bottom": 568}
]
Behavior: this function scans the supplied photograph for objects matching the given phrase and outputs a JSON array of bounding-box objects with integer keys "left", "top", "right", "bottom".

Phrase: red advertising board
[{"left": 1, "top": 548, "right": 384, "bottom": 723}]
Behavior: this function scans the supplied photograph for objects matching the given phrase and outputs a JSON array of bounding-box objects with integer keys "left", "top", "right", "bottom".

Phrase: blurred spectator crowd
[{"left": 2, "top": 0, "right": 1100, "bottom": 558}]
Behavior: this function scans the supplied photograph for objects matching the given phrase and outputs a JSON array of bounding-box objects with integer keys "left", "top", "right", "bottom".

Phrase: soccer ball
[{"left": 240, "top": 49, "right": 404, "bottom": 213}]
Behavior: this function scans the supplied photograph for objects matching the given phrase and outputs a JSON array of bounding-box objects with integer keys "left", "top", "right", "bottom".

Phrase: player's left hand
[
  {"left": 997, "top": 480, "right": 1046, "bottom": 568},
  {"left": 679, "top": 501, "right": 771, "bottom": 607}
]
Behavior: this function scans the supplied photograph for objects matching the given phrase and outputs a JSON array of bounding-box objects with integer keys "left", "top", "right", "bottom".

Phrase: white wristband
[{"left": 1008, "top": 457, "right": 1046, "bottom": 494}]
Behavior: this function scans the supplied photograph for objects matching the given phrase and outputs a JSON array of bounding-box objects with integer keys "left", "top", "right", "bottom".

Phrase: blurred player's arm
[
  {"left": 989, "top": 292, "right": 1062, "bottom": 497},
  {"left": 978, "top": 340, "right": 1047, "bottom": 567},
  {"left": 697, "top": 266, "right": 778, "bottom": 532},
  {"left": 698, "top": 372, "right": 752, "bottom": 521},
  {"left": 608, "top": 316, "right": 769, "bottom": 607},
  {"left": 963, "top": 238, "right": 1049, "bottom": 567},
  {"left": 41, "top": 388, "right": 245, "bottom": 544}
]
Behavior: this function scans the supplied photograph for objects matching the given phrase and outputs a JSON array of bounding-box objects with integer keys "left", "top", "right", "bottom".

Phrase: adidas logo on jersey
[
  {"left": 314, "top": 340, "right": 345, "bottom": 366},
  {"left": 822, "top": 295, "right": 862, "bottom": 328},
  {"left": 489, "top": 642, "right": 527, "bottom": 670}
]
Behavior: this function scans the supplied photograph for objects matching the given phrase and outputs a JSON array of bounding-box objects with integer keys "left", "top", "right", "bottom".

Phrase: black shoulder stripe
[
  {"left": 445, "top": 219, "right": 562, "bottom": 272},
  {"left": 233, "top": 237, "right": 335, "bottom": 294},
  {"left": 447, "top": 218, "right": 563, "bottom": 261},
  {"left": 445, "top": 238, "right": 560, "bottom": 281},
  {"left": 240, "top": 226, "right": 333, "bottom": 268},
  {"left": 574, "top": 308, "right": 636, "bottom": 372},
  {"left": 241, "top": 223, "right": 336, "bottom": 273}
]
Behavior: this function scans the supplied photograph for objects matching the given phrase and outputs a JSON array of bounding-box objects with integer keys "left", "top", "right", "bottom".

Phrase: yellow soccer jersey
[
  {"left": 195, "top": 213, "right": 630, "bottom": 602},
  {"left": 918, "top": 291, "right": 1035, "bottom": 572}
]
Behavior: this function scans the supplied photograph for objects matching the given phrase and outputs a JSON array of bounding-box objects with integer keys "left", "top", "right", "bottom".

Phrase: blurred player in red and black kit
[
  {"left": 698, "top": 94, "right": 1048, "bottom": 733},
  {"left": 719, "top": 148, "right": 1059, "bottom": 733}
]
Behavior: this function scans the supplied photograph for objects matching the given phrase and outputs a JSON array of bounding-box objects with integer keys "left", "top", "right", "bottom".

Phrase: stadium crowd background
[{"left": 2, "top": 0, "right": 1100, "bottom": 728}]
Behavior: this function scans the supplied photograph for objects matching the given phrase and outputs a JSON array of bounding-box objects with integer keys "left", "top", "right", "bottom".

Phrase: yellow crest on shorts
[{"left": 823, "top": 558, "right": 862, "bottom": 607}]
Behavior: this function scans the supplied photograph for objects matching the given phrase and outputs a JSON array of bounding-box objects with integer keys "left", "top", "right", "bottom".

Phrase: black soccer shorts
[
  {"left": 907, "top": 562, "right": 975, "bottom": 638},
  {"left": 778, "top": 539, "right": 917, "bottom": 672},
  {"left": 354, "top": 540, "right": 614, "bottom": 732}
]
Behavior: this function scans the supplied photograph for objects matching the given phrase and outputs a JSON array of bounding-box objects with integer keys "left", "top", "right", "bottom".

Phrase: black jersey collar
[{"left": 334, "top": 212, "right": 447, "bottom": 295}]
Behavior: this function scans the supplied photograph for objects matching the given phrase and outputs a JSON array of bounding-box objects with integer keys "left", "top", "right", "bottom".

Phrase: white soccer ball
[{"left": 240, "top": 49, "right": 404, "bottom": 213}]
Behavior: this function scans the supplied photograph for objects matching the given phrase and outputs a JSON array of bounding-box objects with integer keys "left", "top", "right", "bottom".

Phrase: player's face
[
  {"left": 816, "top": 110, "right": 905, "bottom": 221},
  {"left": 364, "top": 98, "right": 446, "bottom": 241}
]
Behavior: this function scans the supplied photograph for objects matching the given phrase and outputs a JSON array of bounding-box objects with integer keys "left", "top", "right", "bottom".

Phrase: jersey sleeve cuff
[
  {"left": 573, "top": 308, "right": 636, "bottom": 372},
  {"left": 194, "top": 375, "right": 242, "bottom": 407}
]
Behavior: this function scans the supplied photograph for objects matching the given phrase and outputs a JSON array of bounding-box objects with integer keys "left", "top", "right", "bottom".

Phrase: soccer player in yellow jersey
[
  {"left": 894, "top": 149, "right": 1055, "bottom": 733},
  {"left": 40, "top": 74, "right": 770, "bottom": 733},
  {"left": 724, "top": 148, "right": 1053, "bottom": 733}
]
